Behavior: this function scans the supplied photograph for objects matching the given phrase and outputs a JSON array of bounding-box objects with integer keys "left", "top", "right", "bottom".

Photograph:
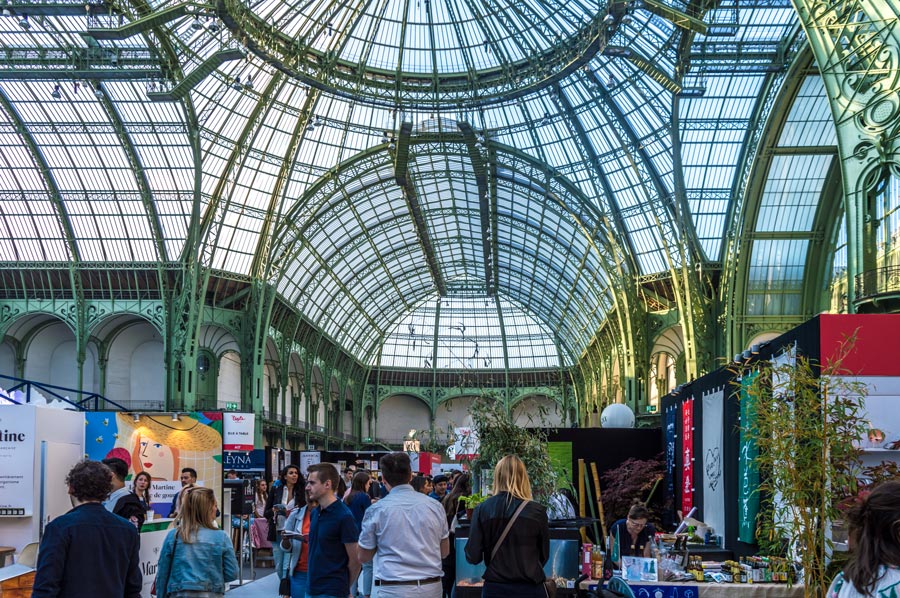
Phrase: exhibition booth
[{"left": 0, "top": 401, "right": 255, "bottom": 598}]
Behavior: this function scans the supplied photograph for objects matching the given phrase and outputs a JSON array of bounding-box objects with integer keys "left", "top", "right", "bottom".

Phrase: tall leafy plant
[
  {"left": 468, "top": 392, "right": 557, "bottom": 505},
  {"left": 740, "top": 340, "right": 866, "bottom": 598}
]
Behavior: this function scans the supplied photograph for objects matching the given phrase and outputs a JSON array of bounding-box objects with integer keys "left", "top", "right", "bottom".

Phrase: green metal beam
[
  {"left": 146, "top": 48, "right": 245, "bottom": 102},
  {"left": 86, "top": 2, "right": 213, "bottom": 40},
  {"left": 394, "top": 121, "right": 448, "bottom": 296},
  {"left": 789, "top": 0, "right": 900, "bottom": 307},
  {"left": 95, "top": 89, "right": 168, "bottom": 262},
  {"left": 0, "top": 88, "right": 80, "bottom": 262},
  {"left": 216, "top": 0, "right": 617, "bottom": 109},
  {"left": 456, "top": 121, "right": 493, "bottom": 295},
  {"left": 553, "top": 81, "right": 640, "bottom": 269},
  {"left": 0, "top": 46, "right": 169, "bottom": 80},
  {"left": 640, "top": 0, "right": 709, "bottom": 35},
  {"left": 250, "top": 83, "right": 316, "bottom": 279},
  {"left": 3, "top": 0, "right": 118, "bottom": 17}
]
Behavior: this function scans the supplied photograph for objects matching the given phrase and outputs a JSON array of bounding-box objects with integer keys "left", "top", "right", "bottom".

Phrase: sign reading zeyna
[{"left": 223, "top": 412, "right": 255, "bottom": 451}]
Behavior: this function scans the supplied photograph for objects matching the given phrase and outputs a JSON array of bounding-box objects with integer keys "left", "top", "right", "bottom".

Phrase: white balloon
[{"left": 600, "top": 403, "right": 635, "bottom": 428}]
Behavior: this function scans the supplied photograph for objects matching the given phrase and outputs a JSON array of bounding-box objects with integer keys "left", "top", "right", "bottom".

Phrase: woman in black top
[
  {"left": 465, "top": 456, "right": 550, "bottom": 598},
  {"left": 608, "top": 503, "right": 656, "bottom": 567}
]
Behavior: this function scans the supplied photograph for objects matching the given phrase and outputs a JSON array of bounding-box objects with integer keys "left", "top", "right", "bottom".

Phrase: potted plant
[
  {"left": 467, "top": 392, "right": 557, "bottom": 505},
  {"left": 460, "top": 492, "right": 489, "bottom": 519},
  {"left": 737, "top": 338, "right": 867, "bottom": 598}
]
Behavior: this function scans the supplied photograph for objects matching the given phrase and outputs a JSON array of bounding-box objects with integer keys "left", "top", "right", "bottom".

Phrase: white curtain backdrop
[{"left": 701, "top": 388, "right": 725, "bottom": 538}]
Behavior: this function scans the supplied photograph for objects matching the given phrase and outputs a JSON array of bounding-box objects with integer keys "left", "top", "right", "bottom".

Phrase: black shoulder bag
[{"left": 488, "top": 499, "right": 556, "bottom": 598}]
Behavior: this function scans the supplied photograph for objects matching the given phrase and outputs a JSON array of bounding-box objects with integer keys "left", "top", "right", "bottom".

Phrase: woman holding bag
[
  {"left": 464, "top": 455, "right": 551, "bottom": 598},
  {"left": 154, "top": 487, "right": 238, "bottom": 598}
]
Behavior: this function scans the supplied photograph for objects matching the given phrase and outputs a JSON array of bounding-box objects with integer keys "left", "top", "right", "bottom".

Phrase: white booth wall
[{"left": 0, "top": 404, "right": 85, "bottom": 553}]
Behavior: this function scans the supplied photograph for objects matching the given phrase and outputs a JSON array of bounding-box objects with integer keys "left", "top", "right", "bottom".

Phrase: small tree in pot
[{"left": 468, "top": 392, "right": 557, "bottom": 505}]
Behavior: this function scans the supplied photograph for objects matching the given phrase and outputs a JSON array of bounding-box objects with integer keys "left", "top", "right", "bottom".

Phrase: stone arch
[
  {"left": 511, "top": 394, "right": 564, "bottom": 428},
  {"left": 649, "top": 325, "right": 684, "bottom": 413},
  {"left": 343, "top": 386, "right": 354, "bottom": 437},
  {"left": 310, "top": 365, "right": 325, "bottom": 430},
  {"left": 217, "top": 350, "right": 242, "bottom": 411},
  {"left": 96, "top": 316, "right": 164, "bottom": 410},
  {"left": 287, "top": 352, "right": 305, "bottom": 425},
  {"left": 433, "top": 395, "right": 477, "bottom": 441},
  {"left": 746, "top": 331, "right": 782, "bottom": 351},
  {"left": 376, "top": 394, "right": 432, "bottom": 444},
  {"left": 22, "top": 316, "right": 99, "bottom": 396},
  {"left": 0, "top": 337, "right": 15, "bottom": 379},
  {"left": 263, "top": 336, "right": 281, "bottom": 419}
]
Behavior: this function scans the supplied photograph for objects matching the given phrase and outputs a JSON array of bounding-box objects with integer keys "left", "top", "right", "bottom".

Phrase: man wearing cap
[
  {"left": 428, "top": 475, "right": 449, "bottom": 501},
  {"left": 358, "top": 452, "right": 449, "bottom": 598}
]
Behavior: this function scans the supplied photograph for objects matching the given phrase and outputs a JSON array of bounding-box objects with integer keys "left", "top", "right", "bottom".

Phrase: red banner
[{"left": 681, "top": 397, "right": 694, "bottom": 514}]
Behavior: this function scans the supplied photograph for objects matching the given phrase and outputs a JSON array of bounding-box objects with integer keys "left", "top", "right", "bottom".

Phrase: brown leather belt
[{"left": 374, "top": 577, "right": 442, "bottom": 586}]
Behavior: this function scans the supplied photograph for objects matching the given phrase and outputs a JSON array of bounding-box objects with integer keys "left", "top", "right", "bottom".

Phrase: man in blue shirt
[
  {"left": 306, "top": 463, "right": 361, "bottom": 598},
  {"left": 33, "top": 460, "right": 142, "bottom": 598}
]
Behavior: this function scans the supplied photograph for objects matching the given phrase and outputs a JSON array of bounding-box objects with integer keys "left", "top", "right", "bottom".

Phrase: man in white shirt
[{"left": 358, "top": 452, "right": 449, "bottom": 598}]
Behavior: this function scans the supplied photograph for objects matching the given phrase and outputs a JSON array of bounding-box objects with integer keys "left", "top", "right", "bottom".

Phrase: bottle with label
[{"left": 591, "top": 546, "right": 605, "bottom": 579}]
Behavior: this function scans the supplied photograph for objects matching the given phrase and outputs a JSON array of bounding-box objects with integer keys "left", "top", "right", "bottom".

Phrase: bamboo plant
[{"left": 739, "top": 339, "right": 867, "bottom": 598}]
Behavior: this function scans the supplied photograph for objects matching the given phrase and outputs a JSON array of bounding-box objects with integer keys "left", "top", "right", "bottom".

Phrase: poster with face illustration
[{"left": 85, "top": 412, "right": 223, "bottom": 518}]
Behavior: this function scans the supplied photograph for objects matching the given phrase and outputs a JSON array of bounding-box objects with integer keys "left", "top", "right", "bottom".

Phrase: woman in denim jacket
[
  {"left": 155, "top": 487, "right": 239, "bottom": 598},
  {"left": 282, "top": 500, "right": 316, "bottom": 598}
]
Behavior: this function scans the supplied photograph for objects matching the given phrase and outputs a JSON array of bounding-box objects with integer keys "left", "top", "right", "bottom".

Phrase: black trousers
[{"left": 481, "top": 581, "right": 547, "bottom": 598}]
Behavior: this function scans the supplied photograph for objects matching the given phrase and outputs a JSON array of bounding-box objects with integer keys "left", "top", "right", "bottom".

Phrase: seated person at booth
[{"left": 609, "top": 503, "right": 657, "bottom": 566}]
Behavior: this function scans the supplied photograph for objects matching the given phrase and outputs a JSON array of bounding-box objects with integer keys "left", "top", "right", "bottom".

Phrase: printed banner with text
[
  {"left": 223, "top": 412, "right": 255, "bottom": 451},
  {"left": 85, "top": 411, "right": 223, "bottom": 518}
]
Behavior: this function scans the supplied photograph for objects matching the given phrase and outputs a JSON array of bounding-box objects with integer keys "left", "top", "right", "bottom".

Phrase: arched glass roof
[
  {"left": 380, "top": 295, "right": 561, "bottom": 370},
  {"left": 0, "top": 0, "right": 804, "bottom": 368}
]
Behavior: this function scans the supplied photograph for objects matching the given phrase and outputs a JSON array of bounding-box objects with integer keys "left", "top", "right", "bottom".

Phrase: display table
[
  {"left": 141, "top": 517, "right": 174, "bottom": 533},
  {"left": 0, "top": 563, "right": 35, "bottom": 598},
  {"left": 580, "top": 579, "right": 805, "bottom": 598}
]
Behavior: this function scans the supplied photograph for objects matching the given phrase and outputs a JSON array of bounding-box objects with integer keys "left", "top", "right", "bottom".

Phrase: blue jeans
[
  {"left": 290, "top": 570, "right": 307, "bottom": 598},
  {"left": 273, "top": 542, "right": 291, "bottom": 580},
  {"left": 351, "top": 561, "right": 373, "bottom": 597}
]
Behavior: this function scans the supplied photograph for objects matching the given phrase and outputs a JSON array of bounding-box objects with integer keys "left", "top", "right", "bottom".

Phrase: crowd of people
[{"left": 28, "top": 456, "right": 900, "bottom": 598}]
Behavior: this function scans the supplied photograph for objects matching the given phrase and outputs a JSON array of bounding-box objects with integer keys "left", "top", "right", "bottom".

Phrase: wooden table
[
  {"left": 580, "top": 579, "right": 805, "bottom": 598},
  {"left": 0, "top": 564, "right": 36, "bottom": 598}
]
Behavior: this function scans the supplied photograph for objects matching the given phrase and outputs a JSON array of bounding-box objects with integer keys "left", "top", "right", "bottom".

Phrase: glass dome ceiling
[
  {"left": 0, "top": 0, "right": 803, "bottom": 368},
  {"left": 223, "top": 0, "right": 618, "bottom": 107}
]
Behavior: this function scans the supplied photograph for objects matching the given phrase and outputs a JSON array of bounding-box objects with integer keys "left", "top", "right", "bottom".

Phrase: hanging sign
[
  {"left": 223, "top": 413, "right": 255, "bottom": 451},
  {"left": 681, "top": 397, "right": 694, "bottom": 514},
  {"left": 739, "top": 373, "right": 760, "bottom": 543},
  {"left": 299, "top": 451, "right": 321, "bottom": 475},
  {"left": 701, "top": 388, "right": 725, "bottom": 539},
  {"left": 665, "top": 405, "right": 676, "bottom": 496}
]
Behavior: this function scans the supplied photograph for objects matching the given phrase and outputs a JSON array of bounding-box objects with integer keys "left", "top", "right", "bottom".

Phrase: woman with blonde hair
[
  {"left": 154, "top": 487, "right": 238, "bottom": 598},
  {"left": 465, "top": 455, "right": 550, "bottom": 598}
]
